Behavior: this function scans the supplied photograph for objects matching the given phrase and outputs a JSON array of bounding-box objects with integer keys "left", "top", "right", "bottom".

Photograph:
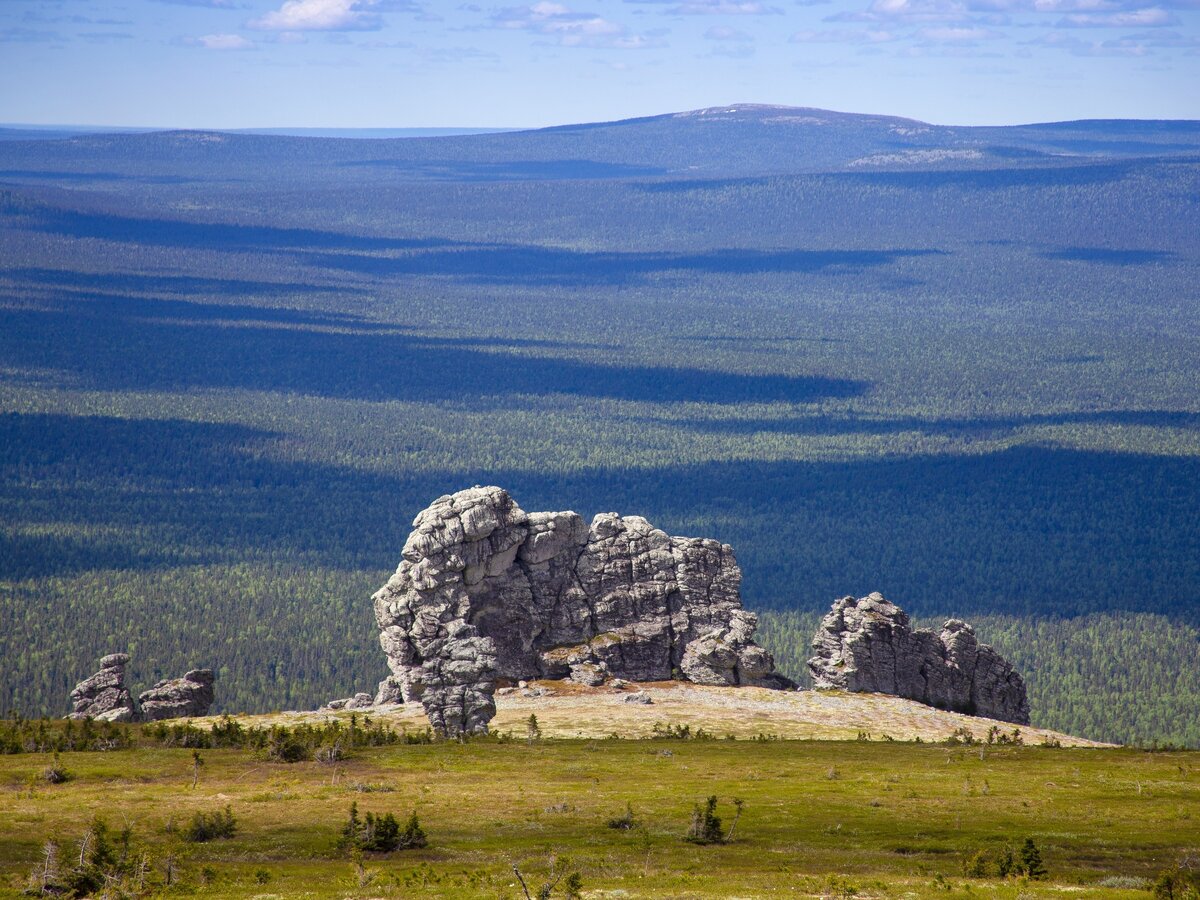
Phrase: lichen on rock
[{"left": 373, "top": 486, "right": 791, "bottom": 735}]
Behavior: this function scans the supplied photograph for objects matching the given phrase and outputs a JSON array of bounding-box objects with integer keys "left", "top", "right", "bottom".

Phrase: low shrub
[
  {"left": 1153, "top": 857, "right": 1200, "bottom": 899},
  {"left": 340, "top": 802, "right": 427, "bottom": 853},
  {"left": 606, "top": 802, "right": 638, "bottom": 830},
  {"left": 183, "top": 806, "right": 237, "bottom": 842},
  {"left": 41, "top": 753, "right": 71, "bottom": 784}
]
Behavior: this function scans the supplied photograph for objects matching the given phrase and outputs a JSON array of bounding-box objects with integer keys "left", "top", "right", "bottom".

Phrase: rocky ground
[{"left": 238, "top": 682, "right": 1110, "bottom": 746}]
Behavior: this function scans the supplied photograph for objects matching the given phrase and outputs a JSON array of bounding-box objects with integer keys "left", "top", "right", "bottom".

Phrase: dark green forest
[{"left": 1, "top": 109, "right": 1197, "bottom": 744}]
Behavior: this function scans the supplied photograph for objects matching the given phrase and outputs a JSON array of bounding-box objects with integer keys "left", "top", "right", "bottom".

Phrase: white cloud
[
  {"left": 155, "top": 0, "right": 238, "bottom": 7},
  {"left": 789, "top": 26, "right": 897, "bottom": 39},
  {"left": 492, "top": 3, "right": 663, "bottom": 46},
  {"left": 671, "top": 0, "right": 782, "bottom": 12},
  {"left": 1056, "top": 6, "right": 1178, "bottom": 25},
  {"left": 1026, "top": 29, "right": 1152, "bottom": 51},
  {"left": 622, "top": 0, "right": 782, "bottom": 11},
  {"left": 249, "top": 0, "right": 382, "bottom": 31},
  {"left": 154, "top": 0, "right": 238, "bottom": 6},
  {"left": 701, "top": 22, "right": 757, "bottom": 54},
  {"left": 709, "top": 41, "right": 756, "bottom": 54},
  {"left": 704, "top": 24, "right": 754, "bottom": 38},
  {"left": 858, "top": 0, "right": 968, "bottom": 20},
  {"left": 916, "top": 23, "right": 1002, "bottom": 38},
  {"left": 188, "top": 32, "right": 256, "bottom": 49},
  {"left": 835, "top": 0, "right": 1196, "bottom": 19},
  {"left": 1123, "top": 27, "right": 1200, "bottom": 44}
]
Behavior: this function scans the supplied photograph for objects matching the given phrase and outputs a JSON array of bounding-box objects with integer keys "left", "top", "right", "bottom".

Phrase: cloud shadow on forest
[
  {"left": 3, "top": 412, "right": 1199, "bottom": 624},
  {"left": 17, "top": 205, "right": 457, "bottom": 253},
  {"left": 653, "top": 409, "right": 1200, "bottom": 438},
  {"left": 303, "top": 246, "right": 947, "bottom": 287},
  {"left": 0, "top": 293, "right": 868, "bottom": 405}
]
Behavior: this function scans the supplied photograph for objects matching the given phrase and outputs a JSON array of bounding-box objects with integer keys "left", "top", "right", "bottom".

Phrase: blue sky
[{"left": 2, "top": 0, "right": 1197, "bottom": 128}]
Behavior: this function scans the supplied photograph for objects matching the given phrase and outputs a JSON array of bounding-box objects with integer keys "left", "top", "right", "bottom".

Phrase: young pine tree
[{"left": 1020, "top": 838, "right": 1047, "bottom": 879}]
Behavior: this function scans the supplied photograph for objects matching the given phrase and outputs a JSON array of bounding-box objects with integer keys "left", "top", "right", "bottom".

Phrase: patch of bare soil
[{"left": 241, "top": 682, "right": 1112, "bottom": 747}]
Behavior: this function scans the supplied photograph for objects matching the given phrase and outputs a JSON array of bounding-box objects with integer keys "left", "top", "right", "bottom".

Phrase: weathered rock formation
[
  {"left": 373, "top": 486, "right": 790, "bottom": 735},
  {"left": 138, "top": 669, "right": 215, "bottom": 721},
  {"left": 808, "top": 593, "right": 1030, "bottom": 725},
  {"left": 68, "top": 654, "right": 138, "bottom": 722}
]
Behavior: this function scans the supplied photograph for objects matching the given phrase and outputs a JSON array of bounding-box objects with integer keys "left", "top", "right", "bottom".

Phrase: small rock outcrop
[
  {"left": 68, "top": 654, "right": 137, "bottom": 722},
  {"left": 808, "top": 593, "right": 1030, "bottom": 725},
  {"left": 373, "top": 486, "right": 790, "bottom": 735},
  {"left": 324, "top": 692, "right": 375, "bottom": 711},
  {"left": 138, "top": 669, "right": 215, "bottom": 721}
]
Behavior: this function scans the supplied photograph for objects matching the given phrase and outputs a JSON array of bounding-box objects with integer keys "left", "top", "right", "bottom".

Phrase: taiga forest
[{"left": 2, "top": 108, "right": 1198, "bottom": 745}]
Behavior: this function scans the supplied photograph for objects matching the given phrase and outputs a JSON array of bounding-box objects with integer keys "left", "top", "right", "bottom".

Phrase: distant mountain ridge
[{"left": 2, "top": 104, "right": 1197, "bottom": 185}]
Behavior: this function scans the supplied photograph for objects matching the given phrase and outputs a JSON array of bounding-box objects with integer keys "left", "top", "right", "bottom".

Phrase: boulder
[
  {"left": 373, "top": 486, "right": 791, "bottom": 735},
  {"left": 808, "top": 593, "right": 1030, "bottom": 725},
  {"left": 138, "top": 669, "right": 215, "bottom": 721},
  {"left": 325, "top": 692, "right": 375, "bottom": 711},
  {"left": 67, "top": 653, "right": 137, "bottom": 722}
]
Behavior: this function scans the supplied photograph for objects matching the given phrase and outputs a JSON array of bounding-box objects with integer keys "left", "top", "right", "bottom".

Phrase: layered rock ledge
[
  {"left": 808, "top": 593, "right": 1030, "bottom": 725},
  {"left": 373, "top": 486, "right": 791, "bottom": 735}
]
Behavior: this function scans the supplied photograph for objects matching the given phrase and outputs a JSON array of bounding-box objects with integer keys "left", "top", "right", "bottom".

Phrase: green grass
[{"left": 1, "top": 737, "right": 1195, "bottom": 898}]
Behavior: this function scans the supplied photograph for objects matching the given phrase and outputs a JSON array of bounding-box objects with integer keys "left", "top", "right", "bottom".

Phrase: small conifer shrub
[
  {"left": 183, "top": 806, "right": 237, "bottom": 842},
  {"left": 340, "top": 802, "right": 427, "bottom": 853},
  {"left": 685, "top": 796, "right": 724, "bottom": 845},
  {"left": 1020, "top": 837, "right": 1047, "bottom": 879}
]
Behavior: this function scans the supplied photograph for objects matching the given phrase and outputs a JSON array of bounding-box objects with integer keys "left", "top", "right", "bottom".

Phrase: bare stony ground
[{"left": 239, "top": 682, "right": 1112, "bottom": 746}]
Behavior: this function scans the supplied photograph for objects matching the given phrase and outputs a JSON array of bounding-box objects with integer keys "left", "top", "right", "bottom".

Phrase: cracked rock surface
[
  {"left": 373, "top": 486, "right": 791, "bottom": 735},
  {"left": 808, "top": 593, "right": 1030, "bottom": 725},
  {"left": 138, "top": 669, "right": 215, "bottom": 721},
  {"left": 68, "top": 653, "right": 138, "bottom": 722}
]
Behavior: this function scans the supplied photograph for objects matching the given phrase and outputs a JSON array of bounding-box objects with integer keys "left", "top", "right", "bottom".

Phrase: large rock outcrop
[
  {"left": 138, "top": 669, "right": 215, "bottom": 721},
  {"left": 373, "top": 486, "right": 790, "bottom": 735},
  {"left": 68, "top": 654, "right": 137, "bottom": 722},
  {"left": 808, "top": 593, "right": 1030, "bottom": 725}
]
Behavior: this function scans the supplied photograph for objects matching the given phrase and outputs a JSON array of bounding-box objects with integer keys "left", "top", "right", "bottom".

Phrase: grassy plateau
[{"left": 0, "top": 717, "right": 1195, "bottom": 899}]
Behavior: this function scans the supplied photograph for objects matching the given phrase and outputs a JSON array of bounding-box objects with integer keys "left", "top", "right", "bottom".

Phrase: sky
[{"left": 1, "top": 0, "right": 1197, "bottom": 128}]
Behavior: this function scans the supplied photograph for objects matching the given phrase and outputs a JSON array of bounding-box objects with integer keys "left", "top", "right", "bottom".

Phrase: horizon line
[{"left": 4, "top": 102, "right": 1200, "bottom": 136}]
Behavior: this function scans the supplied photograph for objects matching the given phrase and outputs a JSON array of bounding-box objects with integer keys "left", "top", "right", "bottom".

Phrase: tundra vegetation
[
  {"left": 0, "top": 718, "right": 1196, "bottom": 898},
  {"left": 0, "top": 115, "right": 1199, "bottom": 746}
]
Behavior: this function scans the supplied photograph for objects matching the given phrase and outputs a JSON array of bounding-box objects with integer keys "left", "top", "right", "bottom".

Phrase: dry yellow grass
[{"left": 235, "top": 682, "right": 1111, "bottom": 746}]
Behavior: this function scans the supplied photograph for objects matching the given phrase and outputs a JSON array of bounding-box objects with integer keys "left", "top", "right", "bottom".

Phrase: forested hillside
[{"left": 1, "top": 108, "right": 1197, "bottom": 744}]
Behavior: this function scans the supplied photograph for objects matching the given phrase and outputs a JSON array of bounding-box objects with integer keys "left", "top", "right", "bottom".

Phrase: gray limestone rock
[
  {"left": 373, "top": 676, "right": 406, "bottom": 706},
  {"left": 326, "top": 692, "right": 375, "bottom": 711},
  {"left": 807, "top": 593, "right": 1030, "bottom": 725},
  {"left": 68, "top": 654, "right": 137, "bottom": 721},
  {"left": 373, "top": 486, "right": 791, "bottom": 736},
  {"left": 138, "top": 669, "right": 215, "bottom": 721}
]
